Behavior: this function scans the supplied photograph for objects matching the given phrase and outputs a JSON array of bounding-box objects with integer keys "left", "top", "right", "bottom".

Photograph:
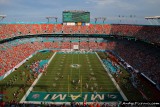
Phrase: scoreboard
[{"left": 63, "top": 10, "right": 90, "bottom": 23}]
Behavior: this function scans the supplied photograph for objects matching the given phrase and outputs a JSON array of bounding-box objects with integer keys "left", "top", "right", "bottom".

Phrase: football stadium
[{"left": 0, "top": 1, "right": 160, "bottom": 107}]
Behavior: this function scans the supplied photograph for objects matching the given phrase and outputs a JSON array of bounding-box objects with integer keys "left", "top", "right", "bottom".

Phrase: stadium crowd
[
  {"left": 110, "top": 24, "right": 160, "bottom": 45},
  {"left": 109, "top": 39, "right": 160, "bottom": 85},
  {"left": 1, "top": 24, "right": 160, "bottom": 45},
  {"left": 0, "top": 24, "right": 111, "bottom": 40}
]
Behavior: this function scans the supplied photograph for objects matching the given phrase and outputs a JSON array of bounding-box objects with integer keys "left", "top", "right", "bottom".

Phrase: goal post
[{"left": 73, "top": 45, "right": 79, "bottom": 51}]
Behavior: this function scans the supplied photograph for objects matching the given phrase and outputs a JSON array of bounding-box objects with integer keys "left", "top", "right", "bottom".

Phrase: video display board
[{"left": 63, "top": 11, "right": 90, "bottom": 23}]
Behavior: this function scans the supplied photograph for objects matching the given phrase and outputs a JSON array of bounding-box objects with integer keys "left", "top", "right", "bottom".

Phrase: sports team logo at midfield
[
  {"left": 32, "top": 94, "right": 40, "bottom": 99},
  {"left": 70, "top": 64, "right": 81, "bottom": 68}
]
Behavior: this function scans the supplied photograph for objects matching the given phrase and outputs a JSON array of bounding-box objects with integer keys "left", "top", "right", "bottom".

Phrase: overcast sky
[{"left": 0, "top": 0, "right": 160, "bottom": 24}]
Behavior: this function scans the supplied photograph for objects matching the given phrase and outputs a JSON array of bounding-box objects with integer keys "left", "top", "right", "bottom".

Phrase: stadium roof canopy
[
  {"left": 145, "top": 16, "right": 160, "bottom": 25},
  {"left": 145, "top": 16, "right": 160, "bottom": 19},
  {"left": 0, "top": 15, "right": 6, "bottom": 18},
  {"left": 63, "top": 10, "right": 89, "bottom": 12}
]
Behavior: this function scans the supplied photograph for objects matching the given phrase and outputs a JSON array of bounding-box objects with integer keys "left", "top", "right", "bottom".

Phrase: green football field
[
  {"left": 23, "top": 52, "right": 124, "bottom": 103},
  {"left": 33, "top": 52, "right": 117, "bottom": 93}
]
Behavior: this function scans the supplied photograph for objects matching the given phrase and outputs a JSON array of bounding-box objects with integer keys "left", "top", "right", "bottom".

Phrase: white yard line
[
  {"left": 95, "top": 52, "right": 128, "bottom": 101},
  {"left": 20, "top": 52, "right": 57, "bottom": 103}
]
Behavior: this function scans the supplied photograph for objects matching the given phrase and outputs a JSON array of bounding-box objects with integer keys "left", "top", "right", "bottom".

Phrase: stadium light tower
[
  {"left": 103, "top": 18, "right": 106, "bottom": 24},
  {"left": 0, "top": 15, "right": 6, "bottom": 21},
  {"left": 94, "top": 17, "right": 106, "bottom": 24},
  {"left": 46, "top": 16, "right": 58, "bottom": 24},
  {"left": 95, "top": 18, "right": 97, "bottom": 24}
]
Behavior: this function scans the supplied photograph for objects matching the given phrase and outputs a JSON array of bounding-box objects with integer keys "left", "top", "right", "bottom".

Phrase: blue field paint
[{"left": 39, "top": 60, "right": 49, "bottom": 68}]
